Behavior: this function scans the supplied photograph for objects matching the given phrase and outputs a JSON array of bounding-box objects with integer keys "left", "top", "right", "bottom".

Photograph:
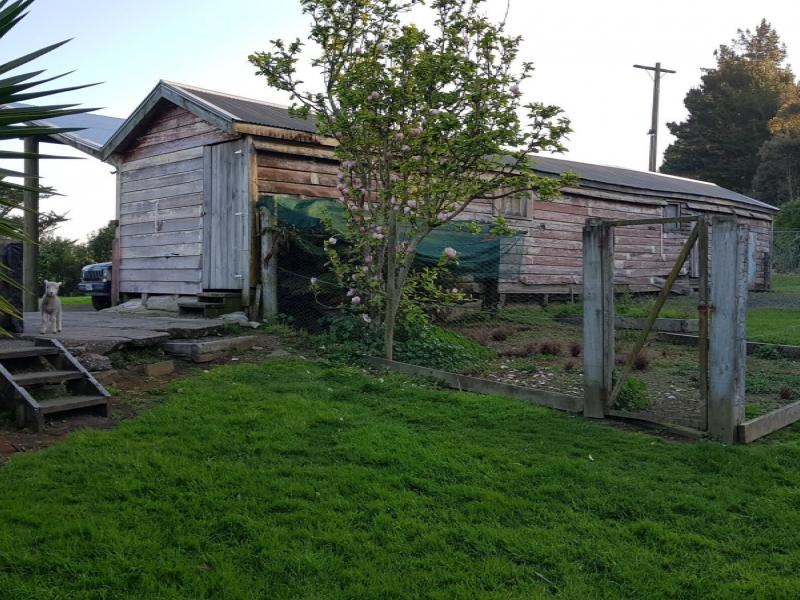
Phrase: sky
[{"left": 2, "top": 0, "right": 799, "bottom": 239}]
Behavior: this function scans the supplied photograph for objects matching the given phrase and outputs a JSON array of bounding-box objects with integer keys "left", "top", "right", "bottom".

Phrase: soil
[
  {"left": 454, "top": 318, "right": 800, "bottom": 431},
  {"left": 0, "top": 334, "right": 287, "bottom": 465}
]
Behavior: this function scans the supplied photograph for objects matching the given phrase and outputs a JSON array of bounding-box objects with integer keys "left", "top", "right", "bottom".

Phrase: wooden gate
[
  {"left": 582, "top": 215, "right": 749, "bottom": 443},
  {"left": 203, "top": 139, "right": 251, "bottom": 292}
]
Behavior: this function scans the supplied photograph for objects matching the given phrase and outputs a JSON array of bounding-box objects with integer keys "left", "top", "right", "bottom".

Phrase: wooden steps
[
  {"left": 0, "top": 339, "right": 111, "bottom": 431},
  {"left": 13, "top": 370, "right": 85, "bottom": 386},
  {"left": 0, "top": 346, "right": 58, "bottom": 360},
  {"left": 178, "top": 291, "right": 242, "bottom": 318},
  {"left": 39, "top": 395, "right": 109, "bottom": 415}
]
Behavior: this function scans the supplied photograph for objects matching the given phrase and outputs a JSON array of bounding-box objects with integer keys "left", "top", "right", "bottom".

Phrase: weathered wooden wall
[
  {"left": 252, "top": 143, "right": 773, "bottom": 294},
  {"left": 115, "top": 103, "right": 237, "bottom": 296},
  {"left": 112, "top": 102, "right": 774, "bottom": 299},
  {"left": 465, "top": 191, "right": 772, "bottom": 294}
]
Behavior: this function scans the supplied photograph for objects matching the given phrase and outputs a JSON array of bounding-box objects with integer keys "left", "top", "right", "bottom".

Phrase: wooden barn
[{"left": 96, "top": 81, "right": 777, "bottom": 311}]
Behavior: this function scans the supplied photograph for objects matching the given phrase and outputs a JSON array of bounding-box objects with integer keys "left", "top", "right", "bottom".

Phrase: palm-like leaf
[{"left": 0, "top": 0, "right": 99, "bottom": 333}]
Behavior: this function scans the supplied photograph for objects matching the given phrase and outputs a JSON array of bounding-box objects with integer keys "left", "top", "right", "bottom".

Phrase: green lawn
[
  {"left": 746, "top": 308, "right": 800, "bottom": 345},
  {"left": 59, "top": 295, "right": 91, "bottom": 305},
  {"left": 772, "top": 273, "right": 800, "bottom": 294},
  {"left": 3, "top": 358, "right": 800, "bottom": 598}
]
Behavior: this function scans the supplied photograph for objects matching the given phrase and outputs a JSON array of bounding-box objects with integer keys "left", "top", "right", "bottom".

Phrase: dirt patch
[
  {"left": 453, "top": 317, "right": 800, "bottom": 431},
  {"left": 0, "top": 334, "right": 287, "bottom": 465}
]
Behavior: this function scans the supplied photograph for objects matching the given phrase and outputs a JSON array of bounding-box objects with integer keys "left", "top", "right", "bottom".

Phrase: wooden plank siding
[
  {"left": 252, "top": 146, "right": 774, "bottom": 295},
  {"left": 113, "top": 100, "right": 774, "bottom": 300},
  {"left": 116, "top": 104, "right": 237, "bottom": 296}
]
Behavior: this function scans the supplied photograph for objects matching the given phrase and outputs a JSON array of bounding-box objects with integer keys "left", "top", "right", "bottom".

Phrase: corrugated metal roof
[
  {"left": 170, "top": 82, "right": 317, "bottom": 133},
  {"left": 163, "top": 83, "right": 775, "bottom": 212},
  {"left": 9, "top": 103, "right": 123, "bottom": 150},
  {"left": 529, "top": 155, "right": 777, "bottom": 212}
]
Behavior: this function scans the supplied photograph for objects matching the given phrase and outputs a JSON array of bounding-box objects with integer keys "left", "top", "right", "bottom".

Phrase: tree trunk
[{"left": 383, "top": 214, "right": 398, "bottom": 360}]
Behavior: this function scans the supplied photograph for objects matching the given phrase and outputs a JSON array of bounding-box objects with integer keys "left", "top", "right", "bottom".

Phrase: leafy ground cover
[{"left": 2, "top": 357, "right": 800, "bottom": 598}]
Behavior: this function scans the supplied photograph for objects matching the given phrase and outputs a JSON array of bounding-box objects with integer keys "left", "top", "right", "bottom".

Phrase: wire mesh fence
[
  {"left": 772, "top": 229, "right": 800, "bottom": 274},
  {"left": 266, "top": 218, "right": 800, "bottom": 434}
]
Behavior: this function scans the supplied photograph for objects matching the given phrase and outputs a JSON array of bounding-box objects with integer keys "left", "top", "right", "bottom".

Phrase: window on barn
[
  {"left": 663, "top": 203, "right": 681, "bottom": 232},
  {"left": 495, "top": 193, "right": 533, "bottom": 219}
]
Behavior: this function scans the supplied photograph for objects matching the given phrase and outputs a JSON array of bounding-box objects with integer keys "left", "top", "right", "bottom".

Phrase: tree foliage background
[
  {"left": 251, "top": 0, "right": 573, "bottom": 358},
  {"left": 661, "top": 20, "right": 799, "bottom": 199}
]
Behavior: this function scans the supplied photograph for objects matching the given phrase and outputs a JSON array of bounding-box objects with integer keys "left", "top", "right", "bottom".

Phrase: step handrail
[
  {"left": 0, "top": 361, "right": 42, "bottom": 427},
  {"left": 35, "top": 338, "right": 111, "bottom": 398}
]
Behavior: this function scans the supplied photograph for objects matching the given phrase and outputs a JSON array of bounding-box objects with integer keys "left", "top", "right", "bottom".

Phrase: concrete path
[{"left": 21, "top": 311, "right": 224, "bottom": 354}]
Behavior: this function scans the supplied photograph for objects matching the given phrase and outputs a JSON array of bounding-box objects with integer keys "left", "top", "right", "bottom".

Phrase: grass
[
  {"left": 746, "top": 308, "right": 800, "bottom": 346},
  {"left": 59, "top": 295, "right": 91, "bottom": 305},
  {"left": 3, "top": 358, "right": 800, "bottom": 598},
  {"left": 772, "top": 273, "right": 800, "bottom": 294}
]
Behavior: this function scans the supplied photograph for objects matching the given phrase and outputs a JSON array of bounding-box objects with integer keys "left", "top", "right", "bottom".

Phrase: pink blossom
[
  {"left": 342, "top": 160, "right": 355, "bottom": 170},
  {"left": 373, "top": 232, "right": 384, "bottom": 240},
  {"left": 403, "top": 206, "right": 412, "bottom": 214},
  {"left": 362, "top": 265, "right": 370, "bottom": 272},
  {"left": 347, "top": 288, "right": 355, "bottom": 297},
  {"left": 510, "top": 84, "right": 521, "bottom": 95},
  {"left": 364, "top": 255, "right": 373, "bottom": 264},
  {"left": 444, "top": 247, "right": 457, "bottom": 258},
  {"left": 327, "top": 237, "right": 337, "bottom": 245},
  {"left": 438, "top": 212, "right": 448, "bottom": 222},
  {"left": 451, "top": 287, "right": 459, "bottom": 294},
  {"left": 367, "top": 91, "right": 380, "bottom": 101},
  {"left": 401, "top": 144, "right": 411, "bottom": 153},
  {"left": 361, "top": 314, "right": 372, "bottom": 323},
  {"left": 351, "top": 296, "right": 361, "bottom": 305},
  {"left": 390, "top": 174, "right": 400, "bottom": 183},
  {"left": 359, "top": 226, "right": 366, "bottom": 233},
  {"left": 407, "top": 200, "right": 417, "bottom": 208},
  {"left": 335, "top": 131, "right": 343, "bottom": 139},
  {"left": 410, "top": 127, "right": 423, "bottom": 137},
  {"left": 395, "top": 132, "right": 404, "bottom": 141}
]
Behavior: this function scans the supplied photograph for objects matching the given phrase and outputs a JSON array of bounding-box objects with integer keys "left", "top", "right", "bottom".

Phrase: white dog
[{"left": 40, "top": 280, "right": 63, "bottom": 335}]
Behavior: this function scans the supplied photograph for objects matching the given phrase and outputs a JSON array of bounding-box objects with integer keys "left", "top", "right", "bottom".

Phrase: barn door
[{"left": 203, "top": 139, "right": 251, "bottom": 291}]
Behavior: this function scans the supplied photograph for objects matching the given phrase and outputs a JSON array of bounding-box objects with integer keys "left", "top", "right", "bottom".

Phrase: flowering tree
[{"left": 250, "top": 0, "right": 574, "bottom": 359}]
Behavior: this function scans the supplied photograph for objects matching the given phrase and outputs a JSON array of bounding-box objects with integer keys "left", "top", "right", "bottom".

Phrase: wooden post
[
  {"left": 259, "top": 204, "right": 278, "bottom": 319},
  {"left": 583, "top": 220, "right": 614, "bottom": 418},
  {"left": 697, "top": 217, "right": 710, "bottom": 429},
  {"left": 708, "top": 216, "right": 747, "bottom": 443},
  {"left": 22, "top": 137, "right": 39, "bottom": 313}
]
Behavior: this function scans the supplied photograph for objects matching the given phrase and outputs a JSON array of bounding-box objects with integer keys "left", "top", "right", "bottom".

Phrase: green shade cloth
[{"left": 257, "top": 195, "right": 523, "bottom": 278}]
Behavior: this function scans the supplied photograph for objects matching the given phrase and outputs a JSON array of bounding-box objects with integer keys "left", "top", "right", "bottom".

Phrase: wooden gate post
[
  {"left": 259, "top": 204, "right": 278, "bottom": 319},
  {"left": 708, "top": 216, "right": 747, "bottom": 442},
  {"left": 583, "top": 220, "right": 615, "bottom": 418}
]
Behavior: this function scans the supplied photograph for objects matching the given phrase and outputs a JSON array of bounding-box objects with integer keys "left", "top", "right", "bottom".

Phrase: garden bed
[{"left": 433, "top": 307, "right": 800, "bottom": 429}]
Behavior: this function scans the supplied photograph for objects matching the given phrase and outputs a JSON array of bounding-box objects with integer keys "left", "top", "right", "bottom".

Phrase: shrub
[
  {"left": 569, "top": 342, "right": 582, "bottom": 357},
  {"left": 537, "top": 341, "right": 562, "bottom": 356},
  {"left": 780, "top": 387, "right": 794, "bottom": 401},
  {"left": 633, "top": 351, "right": 651, "bottom": 371},
  {"left": 499, "top": 342, "right": 538, "bottom": 358},
  {"left": 490, "top": 325, "right": 518, "bottom": 342},
  {"left": 317, "top": 314, "right": 493, "bottom": 372},
  {"left": 612, "top": 371, "right": 650, "bottom": 411},
  {"left": 563, "top": 360, "right": 577, "bottom": 372}
]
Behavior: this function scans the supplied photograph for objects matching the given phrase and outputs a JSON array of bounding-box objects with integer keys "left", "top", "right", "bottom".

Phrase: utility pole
[{"left": 634, "top": 62, "right": 676, "bottom": 172}]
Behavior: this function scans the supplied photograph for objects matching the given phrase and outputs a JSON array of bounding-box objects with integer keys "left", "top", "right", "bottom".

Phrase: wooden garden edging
[
  {"left": 738, "top": 400, "right": 800, "bottom": 443},
  {"left": 366, "top": 357, "right": 583, "bottom": 413}
]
